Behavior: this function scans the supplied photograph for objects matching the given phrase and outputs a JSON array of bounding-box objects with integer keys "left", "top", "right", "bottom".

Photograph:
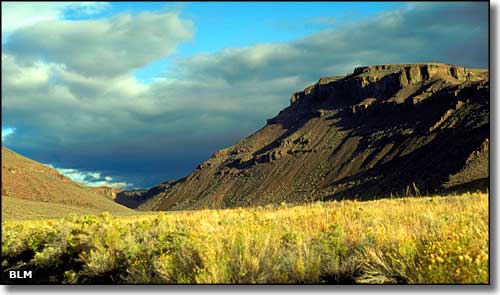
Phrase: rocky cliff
[
  {"left": 90, "top": 186, "right": 122, "bottom": 199},
  {"left": 138, "top": 63, "right": 489, "bottom": 211}
]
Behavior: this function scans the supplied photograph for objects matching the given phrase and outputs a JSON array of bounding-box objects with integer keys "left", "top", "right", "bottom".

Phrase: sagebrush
[{"left": 1, "top": 192, "right": 488, "bottom": 284}]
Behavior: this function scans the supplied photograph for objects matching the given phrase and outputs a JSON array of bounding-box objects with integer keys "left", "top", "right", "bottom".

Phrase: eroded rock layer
[{"left": 138, "top": 63, "right": 489, "bottom": 211}]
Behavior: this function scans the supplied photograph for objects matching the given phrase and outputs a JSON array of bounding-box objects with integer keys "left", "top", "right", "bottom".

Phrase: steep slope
[
  {"left": 115, "top": 180, "right": 180, "bottom": 208},
  {"left": 139, "top": 63, "right": 489, "bottom": 211},
  {"left": 114, "top": 189, "right": 147, "bottom": 208},
  {"left": 1, "top": 146, "right": 133, "bottom": 219}
]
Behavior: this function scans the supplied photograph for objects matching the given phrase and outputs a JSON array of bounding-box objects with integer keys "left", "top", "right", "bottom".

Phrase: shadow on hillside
[{"left": 323, "top": 122, "right": 489, "bottom": 202}]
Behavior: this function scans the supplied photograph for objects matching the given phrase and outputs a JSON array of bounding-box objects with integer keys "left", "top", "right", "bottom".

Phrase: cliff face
[
  {"left": 288, "top": 63, "right": 484, "bottom": 108},
  {"left": 90, "top": 186, "right": 122, "bottom": 199},
  {"left": 138, "top": 63, "right": 489, "bottom": 211}
]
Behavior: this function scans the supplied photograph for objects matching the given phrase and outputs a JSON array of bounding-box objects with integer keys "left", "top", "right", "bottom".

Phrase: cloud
[
  {"left": 270, "top": 16, "right": 338, "bottom": 33},
  {"left": 4, "top": 11, "right": 194, "bottom": 77},
  {"left": 2, "top": 127, "right": 15, "bottom": 142},
  {"left": 171, "top": 2, "right": 487, "bottom": 85},
  {"left": 2, "top": 2, "right": 488, "bottom": 188},
  {"left": 1, "top": 2, "right": 110, "bottom": 36},
  {"left": 46, "top": 164, "right": 130, "bottom": 189},
  {"left": 2, "top": 54, "right": 54, "bottom": 89}
]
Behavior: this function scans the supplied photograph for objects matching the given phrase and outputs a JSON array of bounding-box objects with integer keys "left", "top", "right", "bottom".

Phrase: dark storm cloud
[{"left": 2, "top": 2, "right": 488, "bottom": 188}]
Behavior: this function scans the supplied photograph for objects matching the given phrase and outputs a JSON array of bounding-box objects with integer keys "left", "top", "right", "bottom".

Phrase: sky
[{"left": 1, "top": 2, "right": 489, "bottom": 189}]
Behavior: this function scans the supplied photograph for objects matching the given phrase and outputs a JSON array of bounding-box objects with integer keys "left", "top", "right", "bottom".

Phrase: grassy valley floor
[
  {"left": 1, "top": 192, "right": 488, "bottom": 284},
  {"left": 1, "top": 196, "right": 140, "bottom": 220}
]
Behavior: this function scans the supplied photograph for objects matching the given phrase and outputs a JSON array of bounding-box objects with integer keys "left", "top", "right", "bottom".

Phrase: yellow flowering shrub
[{"left": 1, "top": 192, "right": 488, "bottom": 284}]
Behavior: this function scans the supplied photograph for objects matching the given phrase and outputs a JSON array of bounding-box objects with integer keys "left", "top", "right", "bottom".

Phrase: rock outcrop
[
  {"left": 91, "top": 186, "right": 122, "bottom": 199},
  {"left": 137, "top": 63, "right": 489, "bottom": 211}
]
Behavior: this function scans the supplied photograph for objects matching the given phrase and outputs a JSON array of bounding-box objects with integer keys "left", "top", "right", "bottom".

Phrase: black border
[{"left": 0, "top": 0, "right": 493, "bottom": 288}]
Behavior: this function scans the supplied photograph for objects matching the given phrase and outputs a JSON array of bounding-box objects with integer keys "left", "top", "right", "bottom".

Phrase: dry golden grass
[
  {"left": 1, "top": 196, "right": 143, "bottom": 220},
  {"left": 1, "top": 192, "right": 488, "bottom": 284}
]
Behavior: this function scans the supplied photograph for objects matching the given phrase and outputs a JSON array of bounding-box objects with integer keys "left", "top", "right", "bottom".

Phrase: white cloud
[
  {"left": 5, "top": 11, "right": 194, "bottom": 77},
  {"left": 2, "top": 54, "right": 54, "bottom": 88},
  {"left": 2, "top": 127, "right": 15, "bottom": 142},
  {"left": 1, "top": 2, "right": 110, "bottom": 36},
  {"left": 46, "top": 164, "right": 129, "bottom": 189}
]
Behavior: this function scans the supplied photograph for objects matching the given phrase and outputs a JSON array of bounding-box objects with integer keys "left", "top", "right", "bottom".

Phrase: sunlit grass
[{"left": 1, "top": 192, "right": 488, "bottom": 284}]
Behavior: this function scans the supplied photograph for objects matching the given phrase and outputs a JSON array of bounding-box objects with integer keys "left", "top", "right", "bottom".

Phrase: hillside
[
  {"left": 90, "top": 186, "right": 122, "bottom": 199},
  {"left": 115, "top": 181, "right": 178, "bottom": 208},
  {"left": 138, "top": 63, "right": 489, "bottom": 211},
  {"left": 1, "top": 146, "right": 133, "bottom": 219}
]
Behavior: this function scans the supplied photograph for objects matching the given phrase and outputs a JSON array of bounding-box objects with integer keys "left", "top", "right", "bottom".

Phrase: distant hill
[
  {"left": 137, "top": 63, "right": 489, "bottom": 211},
  {"left": 114, "top": 189, "right": 148, "bottom": 208},
  {"left": 1, "top": 146, "right": 133, "bottom": 219},
  {"left": 114, "top": 180, "right": 179, "bottom": 209},
  {"left": 90, "top": 186, "right": 122, "bottom": 199}
]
